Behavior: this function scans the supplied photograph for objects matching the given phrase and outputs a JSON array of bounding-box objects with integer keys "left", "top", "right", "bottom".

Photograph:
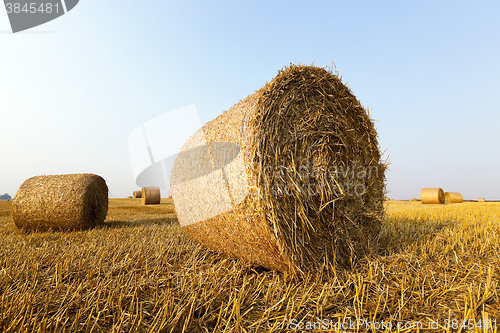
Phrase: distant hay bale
[
  {"left": 412, "top": 198, "right": 418, "bottom": 202},
  {"left": 142, "top": 187, "right": 161, "bottom": 205},
  {"left": 444, "top": 192, "right": 463, "bottom": 203},
  {"left": 420, "top": 188, "right": 445, "bottom": 204},
  {"left": 12, "top": 174, "right": 108, "bottom": 231},
  {"left": 127, "top": 196, "right": 132, "bottom": 198},
  {"left": 171, "top": 64, "right": 386, "bottom": 275},
  {"left": 478, "top": 198, "right": 485, "bottom": 202},
  {"left": 133, "top": 190, "right": 142, "bottom": 198}
]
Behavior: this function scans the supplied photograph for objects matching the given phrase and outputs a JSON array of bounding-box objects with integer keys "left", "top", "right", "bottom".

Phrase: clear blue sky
[{"left": 1, "top": 1, "right": 499, "bottom": 200}]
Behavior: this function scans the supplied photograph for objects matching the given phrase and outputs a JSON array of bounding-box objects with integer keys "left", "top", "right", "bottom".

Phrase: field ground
[{"left": 1, "top": 199, "right": 499, "bottom": 332}]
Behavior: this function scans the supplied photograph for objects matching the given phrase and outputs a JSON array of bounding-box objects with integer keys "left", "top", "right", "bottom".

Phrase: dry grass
[{"left": 1, "top": 199, "right": 499, "bottom": 332}]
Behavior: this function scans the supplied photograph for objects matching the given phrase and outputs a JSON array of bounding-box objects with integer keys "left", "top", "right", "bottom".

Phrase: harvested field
[{"left": 0, "top": 200, "right": 499, "bottom": 332}]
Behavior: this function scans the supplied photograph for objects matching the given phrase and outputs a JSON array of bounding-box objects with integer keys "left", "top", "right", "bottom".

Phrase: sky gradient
[{"left": 1, "top": 1, "right": 499, "bottom": 200}]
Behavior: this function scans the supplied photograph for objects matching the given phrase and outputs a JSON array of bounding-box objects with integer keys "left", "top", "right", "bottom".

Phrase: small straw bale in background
[
  {"left": 142, "top": 187, "right": 161, "bottom": 205},
  {"left": 412, "top": 198, "right": 418, "bottom": 202},
  {"left": 171, "top": 64, "right": 386, "bottom": 275},
  {"left": 444, "top": 192, "right": 463, "bottom": 203},
  {"left": 420, "top": 188, "right": 445, "bottom": 204},
  {"left": 478, "top": 198, "right": 486, "bottom": 202},
  {"left": 133, "top": 190, "right": 142, "bottom": 198},
  {"left": 12, "top": 173, "right": 108, "bottom": 231}
]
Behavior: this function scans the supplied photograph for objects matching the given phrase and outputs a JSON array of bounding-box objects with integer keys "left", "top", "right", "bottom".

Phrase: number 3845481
[{"left": 5, "top": 3, "right": 60, "bottom": 14}]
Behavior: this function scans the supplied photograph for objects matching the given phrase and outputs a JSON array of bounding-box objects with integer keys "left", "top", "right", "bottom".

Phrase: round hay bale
[
  {"left": 420, "top": 188, "right": 445, "bottom": 204},
  {"left": 478, "top": 198, "right": 485, "bottom": 202},
  {"left": 142, "top": 187, "right": 161, "bottom": 205},
  {"left": 412, "top": 198, "right": 418, "bottom": 202},
  {"left": 171, "top": 64, "right": 386, "bottom": 275},
  {"left": 12, "top": 174, "right": 108, "bottom": 231},
  {"left": 133, "top": 190, "right": 142, "bottom": 198},
  {"left": 444, "top": 192, "right": 463, "bottom": 203}
]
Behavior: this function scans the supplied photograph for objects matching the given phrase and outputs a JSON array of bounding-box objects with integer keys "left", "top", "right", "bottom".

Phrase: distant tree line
[{"left": 0, "top": 193, "right": 12, "bottom": 200}]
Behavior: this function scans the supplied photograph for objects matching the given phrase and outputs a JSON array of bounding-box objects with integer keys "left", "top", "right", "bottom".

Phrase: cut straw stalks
[
  {"left": 420, "top": 188, "right": 445, "bottom": 204},
  {"left": 12, "top": 173, "right": 108, "bottom": 231},
  {"left": 142, "top": 187, "right": 161, "bottom": 205},
  {"left": 444, "top": 192, "right": 463, "bottom": 204},
  {"left": 171, "top": 64, "right": 386, "bottom": 276}
]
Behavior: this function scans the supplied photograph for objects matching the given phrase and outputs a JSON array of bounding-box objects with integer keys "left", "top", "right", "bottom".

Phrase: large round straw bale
[
  {"left": 12, "top": 174, "right": 108, "bottom": 231},
  {"left": 142, "top": 187, "right": 161, "bottom": 205},
  {"left": 133, "top": 190, "right": 142, "bottom": 198},
  {"left": 420, "top": 188, "right": 445, "bottom": 204},
  {"left": 171, "top": 65, "right": 386, "bottom": 275},
  {"left": 444, "top": 192, "right": 463, "bottom": 203},
  {"left": 478, "top": 198, "right": 485, "bottom": 202}
]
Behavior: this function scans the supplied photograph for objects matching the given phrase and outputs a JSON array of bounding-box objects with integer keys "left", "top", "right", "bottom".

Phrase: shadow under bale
[{"left": 102, "top": 217, "right": 179, "bottom": 229}]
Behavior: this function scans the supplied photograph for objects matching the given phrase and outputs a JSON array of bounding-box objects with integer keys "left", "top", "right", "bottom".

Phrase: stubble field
[{"left": 0, "top": 199, "right": 499, "bottom": 332}]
